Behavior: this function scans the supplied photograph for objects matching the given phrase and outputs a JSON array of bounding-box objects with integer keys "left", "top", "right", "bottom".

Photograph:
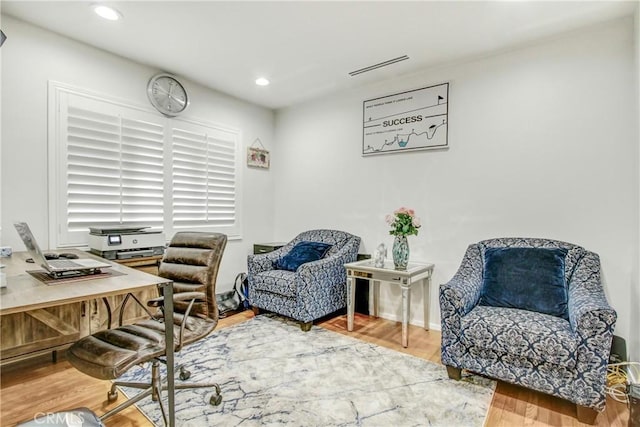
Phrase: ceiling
[{"left": 2, "top": 1, "right": 637, "bottom": 110}]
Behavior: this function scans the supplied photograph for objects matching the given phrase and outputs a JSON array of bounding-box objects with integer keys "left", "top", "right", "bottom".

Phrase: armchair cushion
[
  {"left": 461, "top": 305, "right": 578, "bottom": 369},
  {"left": 274, "top": 241, "right": 332, "bottom": 272},
  {"left": 252, "top": 270, "right": 298, "bottom": 297},
  {"left": 480, "top": 247, "right": 569, "bottom": 319}
]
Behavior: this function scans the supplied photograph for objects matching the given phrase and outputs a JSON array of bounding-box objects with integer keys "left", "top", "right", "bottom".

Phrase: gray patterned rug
[{"left": 119, "top": 314, "right": 495, "bottom": 426}]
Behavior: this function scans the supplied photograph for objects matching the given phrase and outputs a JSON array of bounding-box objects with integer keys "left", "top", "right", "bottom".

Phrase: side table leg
[
  {"left": 401, "top": 283, "right": 410, "bottom": 348},
  {"left": 423, "top": 277, "right": 431, "bottom": 331},
  {"left": 347, "top": 276, "right": 355, "bottom": 331},
  {"left": 372, "top": 280, "right": 380, "bottom": 317}
]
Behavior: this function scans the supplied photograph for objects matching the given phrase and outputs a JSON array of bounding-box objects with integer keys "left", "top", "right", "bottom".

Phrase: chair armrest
[
  {"left": 567, "top": 251, "right": 616, "bottom": 343},
  {"left": 439, "top": 244, "right": 484, "bottom": 318},
  {"left": 146, "top": 291, "right": 207, "bottom": 308},
  {"left": 146, "top": 291, "right": 207, "bottom": 352},
  {"left": 439, "top": 244, "right": 484, "bottom": 367},
  {"left": 247, "top": 245, "right": 290, "bottom": 275},
  {"left": 296, "top": 237, "right": 360, "bottom": 297},
  {"left": 566, "top": 251, "right": 616, "bottom": 408}
]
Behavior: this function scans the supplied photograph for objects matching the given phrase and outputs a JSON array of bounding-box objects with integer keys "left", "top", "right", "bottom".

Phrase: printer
[{"left": 88, "top": 226, "right": 165, "bottom": 260}]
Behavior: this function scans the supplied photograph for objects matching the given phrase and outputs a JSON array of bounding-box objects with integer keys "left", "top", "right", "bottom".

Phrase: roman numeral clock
[{"left": 147, "top": 73, "right": 189, "bottom": 117}]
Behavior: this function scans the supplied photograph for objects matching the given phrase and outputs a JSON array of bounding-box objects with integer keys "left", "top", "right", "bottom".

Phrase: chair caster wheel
[
  {"left": 209, "top": 393, "right": 222, "bottom": 406},
  {"left": 179, "top": 368, "right": 191, "bottom": 381},
  {"left": 107, "top": 390, "right": 118, "bottom": 402}
]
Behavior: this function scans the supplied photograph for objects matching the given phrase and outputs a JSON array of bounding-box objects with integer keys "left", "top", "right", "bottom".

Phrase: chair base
[{"left": 102, "top": 359, "right": 221, "bottom": 425}]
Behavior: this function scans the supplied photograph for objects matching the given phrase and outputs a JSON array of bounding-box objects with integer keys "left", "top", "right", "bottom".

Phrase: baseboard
[{"left": 375, "top": 310, "right": 441, "bottom": 331}]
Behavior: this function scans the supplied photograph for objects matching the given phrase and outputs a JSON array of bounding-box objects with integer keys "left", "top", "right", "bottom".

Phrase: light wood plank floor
[{"left": 0, "top": 311, "right": 630, "bottom": 426}]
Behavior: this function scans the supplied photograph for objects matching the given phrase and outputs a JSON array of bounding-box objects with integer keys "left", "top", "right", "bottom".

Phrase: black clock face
[{"left": 148, "top": 75, "right": 188, "bottom": 116}]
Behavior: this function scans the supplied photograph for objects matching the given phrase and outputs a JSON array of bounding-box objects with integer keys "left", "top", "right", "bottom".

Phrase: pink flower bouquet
[{"left": 385, "top": 207, "right": 421, "bottom": 237}]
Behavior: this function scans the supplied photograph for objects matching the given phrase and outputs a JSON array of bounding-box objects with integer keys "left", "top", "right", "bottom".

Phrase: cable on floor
[{"left": 606, "top": 362, "right": 640, "bottom": 403}]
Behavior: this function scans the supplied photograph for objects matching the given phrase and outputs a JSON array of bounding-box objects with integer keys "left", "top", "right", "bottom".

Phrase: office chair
[{"left": 67, "top": 232, "right": 227, "bottom": 424}]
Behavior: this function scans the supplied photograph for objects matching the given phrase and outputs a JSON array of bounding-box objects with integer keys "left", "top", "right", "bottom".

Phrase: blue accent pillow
[
  {"left": 479, "top": 247, "right": 569, "bottom": 319},
  {"left": 275, "top": 241, "right": 332, "bottom": 272}
]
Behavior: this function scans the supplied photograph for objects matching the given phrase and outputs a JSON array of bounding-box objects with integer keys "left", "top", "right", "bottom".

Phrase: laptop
[{"left": 14, "top": 222, "right": 111, "bottom": 278}]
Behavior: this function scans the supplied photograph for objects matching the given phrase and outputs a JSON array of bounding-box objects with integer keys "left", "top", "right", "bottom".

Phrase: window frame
[{"left": 48, "top": 81, "right": 243, "bottom": 248}]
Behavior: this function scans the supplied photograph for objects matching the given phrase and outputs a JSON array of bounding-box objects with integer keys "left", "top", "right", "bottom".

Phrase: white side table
[{"left": 344, "top": 259, "right": 435, "bottom": 348}]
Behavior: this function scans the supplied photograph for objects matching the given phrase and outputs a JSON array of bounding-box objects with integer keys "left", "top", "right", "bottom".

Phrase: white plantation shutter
[
  {"left": 171, "top": 124, "right": 237, "bottom": 229},
  {"left": 66, "top": 105, "right": 123, "bottom": 232},
  {"left": 65, "top": 103, "right": 165, "bottom": 232},
  {"left": 50, "top": 83, "right": 242, "bottom": 247},
  {"left": 119, "top": 117, "right": 165, "bottom": 226}
]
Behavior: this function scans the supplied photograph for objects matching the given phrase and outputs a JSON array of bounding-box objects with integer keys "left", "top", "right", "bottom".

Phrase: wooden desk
[
  {"left": 114, "top": 255, "right": 163, "bottom": 275},
  {"left": 344, "top": 259, "right": 434, "bottom": 348},
  {"left": 0, "top": 250, "right": 176, "bottom": 426}
]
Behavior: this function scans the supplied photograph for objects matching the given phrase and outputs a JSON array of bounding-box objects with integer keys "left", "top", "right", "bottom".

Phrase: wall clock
[{"left": 147, "top": 73, "right": 189, "bottom": 117}]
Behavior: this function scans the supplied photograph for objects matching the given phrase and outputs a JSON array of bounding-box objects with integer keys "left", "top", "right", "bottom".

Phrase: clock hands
[
  {"left": 154, "top": 82, "right": 186, "bottom": 107},
  {"left": 168, "top": 95, "right": 186, "bottom": 107},
  {"left": 148, "top": 74, "right": 188, "bottom": 115}
]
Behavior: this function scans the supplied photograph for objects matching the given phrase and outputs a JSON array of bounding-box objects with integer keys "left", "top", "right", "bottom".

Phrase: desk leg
[
  {"left": 423, "top": 277, "right": 431, "bottom": 331},
  {"left": 161, "top": 281, "right": 175, "bottom": 427},
  {"left": 347, "top": 275, "right": 355, "bottom": 332},
  {"left": 401, "top": 283, "right": 410, "bottom": 348}
]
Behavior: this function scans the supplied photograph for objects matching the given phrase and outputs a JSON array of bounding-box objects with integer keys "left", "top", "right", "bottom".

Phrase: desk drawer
[{"left": 1, "top": 303, "right": 83, "bottom": 363}]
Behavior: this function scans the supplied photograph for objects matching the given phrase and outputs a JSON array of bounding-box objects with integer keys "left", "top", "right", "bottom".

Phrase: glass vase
[{"left": 392, "top": 235, "right": 409, "bottom": 270}]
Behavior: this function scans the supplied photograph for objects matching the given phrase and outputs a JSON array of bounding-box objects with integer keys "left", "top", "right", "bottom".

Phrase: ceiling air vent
[{"left": 348, "top": 55, "right": 409, "bottom": 77}]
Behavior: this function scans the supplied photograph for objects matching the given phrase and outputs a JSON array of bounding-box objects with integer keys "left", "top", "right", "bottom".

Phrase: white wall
[
  {"left": 0, "top": 15, "right": 276, "bottom": 291},
  {"left": 632, "top": 4, "right": 640, "bottom": 363},
  {"left": 0, "top": 14, "right": 4, "bottom": 244},
  {"left": 274, "top": 18, "right": 638, "bottom": 345}
]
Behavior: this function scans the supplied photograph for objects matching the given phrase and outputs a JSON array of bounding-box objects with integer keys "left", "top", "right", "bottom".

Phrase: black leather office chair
[{"left": 67, "top": 232, "right": 227, "bottom": 424}]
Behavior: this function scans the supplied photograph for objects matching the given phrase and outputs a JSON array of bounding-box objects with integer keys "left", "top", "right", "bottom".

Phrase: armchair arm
[
  {"left": 247, "top": 245, "right": 290, "bottom": 275},
  {"left": 566, "top": 251, "right": 616, "bottom": 410},
  {"left": 439, "top": 244, "right": 484, "bottom": 320},
  {"left": 296, "top": 237, "right": 360, "bottom": 301},
  {"left": 567, "top": 251, "right": 616, "bottom": 352},
  {"left": 439, "top": 244, "right": 483, "bottom": 366}
]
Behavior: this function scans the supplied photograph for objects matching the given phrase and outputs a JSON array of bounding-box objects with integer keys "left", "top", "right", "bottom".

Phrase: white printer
[{"left": 88, "top": 226, "right": 165, "bottom": 260}]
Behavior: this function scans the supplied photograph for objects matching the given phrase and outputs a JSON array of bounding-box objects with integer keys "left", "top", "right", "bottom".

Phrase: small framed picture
[{"left": 247, "top": 147, "right": 270, "bottom": 169}]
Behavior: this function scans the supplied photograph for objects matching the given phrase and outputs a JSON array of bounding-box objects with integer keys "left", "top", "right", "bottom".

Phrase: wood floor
[{"left": 0, "top": 311, "right": 630, "bottom": 426}]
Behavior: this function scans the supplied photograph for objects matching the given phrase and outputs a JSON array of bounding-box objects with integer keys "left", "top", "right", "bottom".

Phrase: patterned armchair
[
  {"left": 440, "top": 238, "right": 616, "bottom": 424},
  {"left": 248, "top": 229, "right": 361, "bottom": 330}
]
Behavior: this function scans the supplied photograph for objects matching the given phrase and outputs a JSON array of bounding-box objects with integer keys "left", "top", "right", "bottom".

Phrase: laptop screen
[{"left": 13, "top": 222, "right": 50, "bottom": 269}]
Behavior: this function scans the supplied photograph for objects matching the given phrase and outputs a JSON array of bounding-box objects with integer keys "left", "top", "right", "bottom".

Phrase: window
[
  {"left": 170, "top": 123, "right": 237, "bottom": 229},
  {"left": 49, "top": 82, "right": 242, "bottom": 247}
]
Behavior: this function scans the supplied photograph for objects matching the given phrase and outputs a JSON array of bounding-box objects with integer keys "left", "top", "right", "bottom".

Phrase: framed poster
[{"left": 362, "top": 82, "right": 448, "bottom": 156}]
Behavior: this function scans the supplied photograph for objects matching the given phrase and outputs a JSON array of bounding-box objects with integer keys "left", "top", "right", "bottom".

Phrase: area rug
[{"left": 118, "top": 314, "right": 495, "bottom": 426}]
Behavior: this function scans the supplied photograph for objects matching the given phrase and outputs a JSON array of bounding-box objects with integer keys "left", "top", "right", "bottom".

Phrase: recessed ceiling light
[
  {"left": 255, "top": 77, "right": 270, "bottom": 86},
  {"left": 93, "top": 4, "right": 122, "bottom": 21}
]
